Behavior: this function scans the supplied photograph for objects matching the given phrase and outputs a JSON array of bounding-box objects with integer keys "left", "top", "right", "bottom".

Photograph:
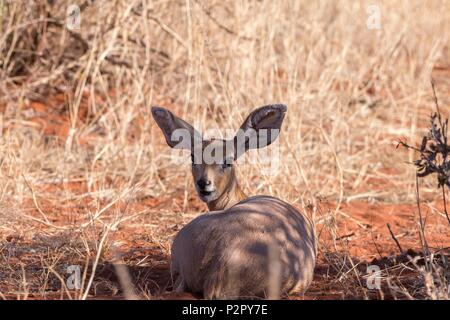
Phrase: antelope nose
[{"left": 196, "top": 179, "right": 211, "bottom": 190}]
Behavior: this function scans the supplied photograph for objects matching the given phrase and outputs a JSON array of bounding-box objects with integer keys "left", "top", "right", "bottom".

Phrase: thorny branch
[{"left": 398, "top": 82, "right": 450, "bottom": 226}]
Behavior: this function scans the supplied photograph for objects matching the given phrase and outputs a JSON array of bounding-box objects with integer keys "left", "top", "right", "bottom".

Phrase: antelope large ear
[
  {"left": 233, "top": 104, "right": 287, "bottom": 159},
  {"left": 151, "top": 106, "right": 201, "bottom": 150}
]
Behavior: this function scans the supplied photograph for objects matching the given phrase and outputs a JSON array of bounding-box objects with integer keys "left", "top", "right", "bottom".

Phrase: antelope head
[{"left": 151, "top": 104, "right": 287, "bottom": 211}]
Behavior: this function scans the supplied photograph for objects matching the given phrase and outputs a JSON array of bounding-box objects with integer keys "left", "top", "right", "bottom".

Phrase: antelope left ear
[
  {"left": 151, "top": 106, "right": 202, "bottom": 150},
  {"left": 233, "top": 104, "right": 287, "bottom": 159}
]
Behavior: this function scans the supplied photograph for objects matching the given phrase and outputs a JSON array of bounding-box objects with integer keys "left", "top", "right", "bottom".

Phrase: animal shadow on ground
[{"left": 94, "top": 249, "right": 201, "bottom": 299}]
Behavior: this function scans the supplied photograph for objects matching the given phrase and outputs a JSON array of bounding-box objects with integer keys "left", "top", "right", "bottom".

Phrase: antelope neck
[{"left": 207, "top": 171, "right": 247, "bottom": 211}]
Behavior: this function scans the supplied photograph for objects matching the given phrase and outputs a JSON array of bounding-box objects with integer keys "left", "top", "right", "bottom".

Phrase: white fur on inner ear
[
  {"left": 233, "top": 104, "right": 287, "bottom": 159},
  {"left": 248, "top": 104, "right": 287, "bottom": 130}
]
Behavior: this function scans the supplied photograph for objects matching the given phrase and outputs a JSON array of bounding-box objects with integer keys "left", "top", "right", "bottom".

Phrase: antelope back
[{"left": 171, "top": 195, "right": 316, "bottom": 299}]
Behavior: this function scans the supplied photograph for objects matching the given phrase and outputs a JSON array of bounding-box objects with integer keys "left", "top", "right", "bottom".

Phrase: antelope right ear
[
  {"left": 151, "top": 106, "right": 201, "bottom": 150},
  {"left": 233, "top": 104, "right": 287, "bottom": 159}
]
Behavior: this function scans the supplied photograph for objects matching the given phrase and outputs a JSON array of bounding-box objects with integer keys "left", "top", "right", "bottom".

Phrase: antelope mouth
[
  {"left": 199, "top": 190, "right": 214, "bottom": 196},
  {"left": 198, "top": 189, "right": 216, "bottom": 201}
]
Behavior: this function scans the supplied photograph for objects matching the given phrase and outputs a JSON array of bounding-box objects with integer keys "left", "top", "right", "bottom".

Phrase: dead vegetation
[{"left": 0, "top": 0, "right": 450, "bottom": 299}]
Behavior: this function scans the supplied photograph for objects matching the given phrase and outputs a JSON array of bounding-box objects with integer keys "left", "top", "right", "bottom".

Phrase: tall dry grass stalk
[{"left": 1, "top": 0, "right": 449, "bottom": 207}]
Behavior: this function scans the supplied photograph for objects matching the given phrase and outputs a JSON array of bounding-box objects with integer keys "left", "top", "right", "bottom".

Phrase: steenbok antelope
[{"left": 151, "top": 104, "right": 316, "bottom": 299}]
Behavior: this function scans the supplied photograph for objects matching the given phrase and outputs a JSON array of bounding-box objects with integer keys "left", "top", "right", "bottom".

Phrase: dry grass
[{"left": 0, "top": 0, "right": 450, "bottom": 299}]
